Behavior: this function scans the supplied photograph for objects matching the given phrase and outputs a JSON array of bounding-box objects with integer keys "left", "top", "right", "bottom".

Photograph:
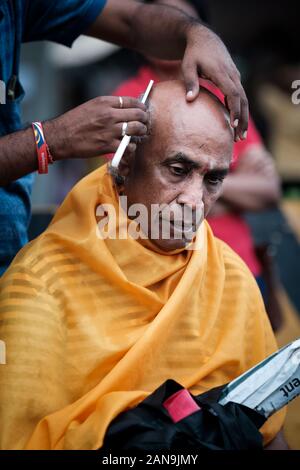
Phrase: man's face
[{"left": 123, "top": 88, "right": 233, "bottom": 251}]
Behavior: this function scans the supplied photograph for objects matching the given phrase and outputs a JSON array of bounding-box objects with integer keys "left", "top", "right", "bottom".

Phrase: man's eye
[{"left": 169, "top": 165, "right": 187, "bottom": 176}]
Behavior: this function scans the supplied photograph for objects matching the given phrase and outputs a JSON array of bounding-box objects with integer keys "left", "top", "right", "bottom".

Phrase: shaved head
[
  {"left": 119, "top": 80, "right": 234, "bottom": 251},
  {"left": 148, "top": 80, "right": 232, "bottom": 149}
]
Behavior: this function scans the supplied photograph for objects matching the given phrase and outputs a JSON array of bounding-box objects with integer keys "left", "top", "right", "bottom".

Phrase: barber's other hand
[
  {"left": 182, "top": 23, "right": 248, "bottom": 141},
  {"left": 45, "top": 96, "right": 148, "bottom": 161}
]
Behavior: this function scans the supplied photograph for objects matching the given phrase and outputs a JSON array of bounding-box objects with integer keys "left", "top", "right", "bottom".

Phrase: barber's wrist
[
  {"left": 186, "top": 21, "right": 216, "bottom": 45},
  {"left": 43, "top": 117, "right": 70, "bottom": 162}
]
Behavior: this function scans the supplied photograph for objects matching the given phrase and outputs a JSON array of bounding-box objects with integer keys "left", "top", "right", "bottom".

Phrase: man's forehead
[
  {"left": 157, "top": 129, "right": 232, "bottom": 166},
  {"left": 153, "top": 107, "right": 231, "bottom": 148},
  {"left": 144, "top": 82, "right": 234, "bottom": 169}
]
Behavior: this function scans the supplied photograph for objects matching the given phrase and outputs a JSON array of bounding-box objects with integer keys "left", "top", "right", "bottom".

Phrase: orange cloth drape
[{"left": 0, "top": 164, "right": 285, "bottom": 449}]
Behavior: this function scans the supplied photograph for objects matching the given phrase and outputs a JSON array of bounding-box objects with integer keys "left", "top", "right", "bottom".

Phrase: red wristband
[{"left": 32, "top": 122, "right": 53, "bottom": 174}]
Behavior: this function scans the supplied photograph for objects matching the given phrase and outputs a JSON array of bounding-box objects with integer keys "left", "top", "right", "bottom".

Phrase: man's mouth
[
  {"left": 172, "top": 220, "right": 196, "bottom": 232},
  {"left": 160, "top": 217, "right": 197, "bottom": 234}
]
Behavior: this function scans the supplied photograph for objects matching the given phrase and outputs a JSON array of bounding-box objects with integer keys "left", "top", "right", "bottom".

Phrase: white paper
[{"left": 219, "top": 339, "right": 300, "bottom": 417}]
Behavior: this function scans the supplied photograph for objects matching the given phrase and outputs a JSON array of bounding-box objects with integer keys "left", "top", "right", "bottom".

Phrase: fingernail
[
  {"left": 242, "top": 130, "right": 247, "bottom": 140},
  {"left": 233, "top": 119, "right": 239, "bottom": 128},
  {"left": 187, "top": 91, "right": 194, "bottom": 99}
]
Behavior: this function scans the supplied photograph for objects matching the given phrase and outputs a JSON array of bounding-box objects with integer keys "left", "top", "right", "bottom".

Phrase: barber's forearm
[
  {"left": 125, "top": 3, "right": 191, "bottom": 59},
  {"left": 0, "top": 127, "right": 38, "bottom": 186},
  {"left": 87, "top": 1, "right": 192, "bottom": 60},
  {"left": 0, "top": 118, "right": 70, "bottom": 187},
  {"left": 0, "top": 120, "right": 65, "bottom": 187},
  {"left": 221, "top": 174, "right": 281, "bottom": 212}
]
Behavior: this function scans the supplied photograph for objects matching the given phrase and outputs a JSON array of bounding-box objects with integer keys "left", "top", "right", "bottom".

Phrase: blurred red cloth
[{"left": 113, "top": 66, "right": 262, "bottom": 275}]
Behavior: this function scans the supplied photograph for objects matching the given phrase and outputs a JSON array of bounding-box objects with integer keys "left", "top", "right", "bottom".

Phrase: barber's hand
[
  {"left": 45, "top": 96, "right": 148, "bottom": 160},
  {"left": 182, "top": 24, "right": 248, "bottom": 141}
]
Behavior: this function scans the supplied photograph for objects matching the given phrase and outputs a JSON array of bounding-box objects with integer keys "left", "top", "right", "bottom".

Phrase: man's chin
[{"left": 150, "top": 235, "right": 194, "bottom": 252}]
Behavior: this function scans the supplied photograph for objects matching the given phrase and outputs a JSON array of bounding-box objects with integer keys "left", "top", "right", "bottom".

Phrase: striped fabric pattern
[{"left": 0, "top": 165, "right": 286, "bottom": 449}]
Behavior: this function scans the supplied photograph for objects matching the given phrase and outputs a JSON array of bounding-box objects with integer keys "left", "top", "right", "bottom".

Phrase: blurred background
[{"left": 19, "top": 0, "right": 300, "bottom": 449}]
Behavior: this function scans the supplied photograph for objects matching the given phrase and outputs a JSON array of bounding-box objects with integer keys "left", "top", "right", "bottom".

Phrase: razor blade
[{"left": 110, "top": 79, "right": 154, "bottom": 170}]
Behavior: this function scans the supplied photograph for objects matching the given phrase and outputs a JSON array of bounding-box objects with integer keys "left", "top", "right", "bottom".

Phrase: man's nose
[{"left": 176, "top": 175, "right": 204, "bottom": 209}]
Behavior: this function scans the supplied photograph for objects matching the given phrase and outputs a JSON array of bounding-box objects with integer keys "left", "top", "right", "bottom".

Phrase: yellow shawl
[{"left": 0, "top": 164, "right": 285, "bottom": 449}]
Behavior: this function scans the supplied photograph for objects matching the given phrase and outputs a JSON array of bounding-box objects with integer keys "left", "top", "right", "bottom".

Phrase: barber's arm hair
[{"left": 87, "top": 0, "right": 190, "bottom": 59}]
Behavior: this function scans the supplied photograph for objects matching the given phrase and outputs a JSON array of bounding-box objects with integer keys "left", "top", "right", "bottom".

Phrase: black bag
[{"left": 100, "top": 379, "right": 266, "bottom": 451}]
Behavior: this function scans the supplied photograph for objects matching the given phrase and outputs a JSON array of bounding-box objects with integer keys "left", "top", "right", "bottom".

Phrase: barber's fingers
[
  {"left": 114, "top": 107, "right": 149, "bottom": 125},
  {"left": 229, "top": 72, "right": 249, "bottom": 141},
  {"left": 210, "top": 70, "right": 248, "bottom": 142},
  {"left": 182, "top": 57, "right": 200, "bottom": 102},
  {"left": 221, "top": 73, "right": 248, "bottom": 141},
  {"left": 182, "top": 58, "right": 249, "bottom": 141},
  {"left": 116, "top": 121, "right": 148, "bottom": 138},
  {"left": 224, "top": 85, "right": 241, "bottom": 141},
  {"left": 112, "top": 96, "right": 147, "bottom": 112}
]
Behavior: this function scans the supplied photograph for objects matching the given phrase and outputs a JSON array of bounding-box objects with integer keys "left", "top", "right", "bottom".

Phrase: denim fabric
[{"left": 0, "top": 0, "right": 106, "bottom": 275}]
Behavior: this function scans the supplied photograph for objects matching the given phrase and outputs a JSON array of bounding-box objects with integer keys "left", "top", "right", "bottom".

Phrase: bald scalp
[
  {"left": 113, "top": 79, "right": 234, "bottom": 184},
  {"left": 147, "top": 80, "right": 231, "bottom": 138}
]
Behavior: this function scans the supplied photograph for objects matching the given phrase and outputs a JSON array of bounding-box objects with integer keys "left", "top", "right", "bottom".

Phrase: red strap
[
  {"left": 32, "top": 122, "right": 53, "bottom": 174},
  {"left": 163, "top": 389, "right": 201, "bottom": 423}
]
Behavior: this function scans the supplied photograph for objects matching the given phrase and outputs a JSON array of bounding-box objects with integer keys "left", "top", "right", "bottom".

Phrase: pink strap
[{"left": 163, "top": 389, "right": 201, "bottom": 423}]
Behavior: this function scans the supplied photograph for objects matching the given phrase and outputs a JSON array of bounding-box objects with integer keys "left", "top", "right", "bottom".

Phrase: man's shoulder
[
  {"left": 1, "top": 165, "right": 108, "bottom": 284},
  {"left": 1, "top": 234, "right": 59, "bottom": 283}
]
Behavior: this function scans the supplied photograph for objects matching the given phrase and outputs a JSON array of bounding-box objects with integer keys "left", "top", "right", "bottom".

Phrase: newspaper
[{"left": 219, "top": 338, "right": 300, "bottom": 418}]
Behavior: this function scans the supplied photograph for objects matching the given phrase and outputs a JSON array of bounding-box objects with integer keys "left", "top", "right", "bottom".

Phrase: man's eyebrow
[
  {"left": 163, "top": 153, "right": 200, "bottom": 167},
  {"left": 163, "top": 153, "right": 230, "bottom": 176}
]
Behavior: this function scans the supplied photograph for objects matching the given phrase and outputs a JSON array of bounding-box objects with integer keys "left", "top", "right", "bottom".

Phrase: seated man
[
  {"left": 113, "top": 0, "right": 281, "bottom": 297},
  {"left": 0, "top": 82, "right": 287, "bottom": 450}
]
